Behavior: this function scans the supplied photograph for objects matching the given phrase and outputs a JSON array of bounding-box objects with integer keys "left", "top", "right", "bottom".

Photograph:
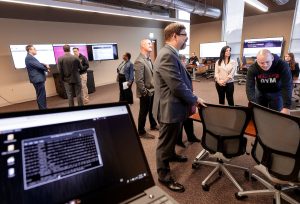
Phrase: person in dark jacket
[
  {"left": 58, "top": 45, "right": 83, "bottom": 107},
  {"left": 117, "top": 52, "right": 134, "bottom": 104},
  {"left": 25, "top": 44, "right": 50, "bottom": 110},
  {"left": 246, "top": 49, "right": 292, "bottom": 114},
  {"left": 73, "top": 47, "right": 90, "bottom": 104}
]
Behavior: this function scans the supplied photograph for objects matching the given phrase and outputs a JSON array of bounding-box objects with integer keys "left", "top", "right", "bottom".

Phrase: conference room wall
[
  {"left": 190, "top": 10, "right": 294, "bottom": 59},
  {"left": 0, "top": 18, "right": 164, "bottom": 107}
]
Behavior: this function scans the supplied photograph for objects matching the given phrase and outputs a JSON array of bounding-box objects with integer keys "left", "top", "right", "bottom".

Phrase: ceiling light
[{"left": 244, "top": 0, "right": 268, "bottom": 12}]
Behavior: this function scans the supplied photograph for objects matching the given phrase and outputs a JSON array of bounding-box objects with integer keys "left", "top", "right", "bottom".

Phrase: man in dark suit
[
  {"left": 134, "top": 39, "right": 158, "bottom": 139},
  {"left": 25, "top": 44, "right": 50, "bottom": 110},
  {"left": 153, "top": 23, "right": 206, "bottom": 192},
  {"left": 58, "top": 45, "right": 83, "bottom": 107}
]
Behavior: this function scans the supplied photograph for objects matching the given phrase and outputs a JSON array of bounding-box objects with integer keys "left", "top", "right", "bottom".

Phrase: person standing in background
[
  {"left": 284, "top": 53, "right": 299, "bottom": 80},
  {"left": 214, "top": 46, "right": 237, "bottom": 106},
  {"left": 153, "top": 23, "right": 206, "bottom": 192},
  {"left": 73, "top": 47, "right": 90, "bottom": 104},
  {"left": 188, "top": 52, "right": 199, "bottom": 66},
  {"left": 25, "top": 44, "right": 50, "bottom": 110},
  {"left": 117, "top": 52, "right": 134, "bottom": 104},
  {"left": 58, "top": 44, "right": 83, "bottom": 107},
  {"left": 134, "top": 39, "right": 158, "bottom": 139}
]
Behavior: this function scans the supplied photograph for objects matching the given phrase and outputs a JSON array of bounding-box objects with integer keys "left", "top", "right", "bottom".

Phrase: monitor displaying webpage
[
  {"left": 10, "top": 44, "right": 56, "bottom": 69},
  {"left": 0, "top": 105, "right": 151, "bottom": 204},
  {"left": 243, "top": 37, "right": 284, "bottom": 57},
  {"left": 90, "top": 43, "right": 118, "bottom": 61}
]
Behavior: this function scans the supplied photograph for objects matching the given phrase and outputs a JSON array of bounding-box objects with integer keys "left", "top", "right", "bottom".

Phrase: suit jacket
[
  {"left": 153, "top": 44, "right": 197, "bottom": 123},
  {"left": 134, "top": 53, "right": 154, "bottom": 97},
  {"left": 25, "top": 54, "right": 47, "bottom": 84},
  {"left": 58, "top": 53, "right": 82, "bottom": 83}
]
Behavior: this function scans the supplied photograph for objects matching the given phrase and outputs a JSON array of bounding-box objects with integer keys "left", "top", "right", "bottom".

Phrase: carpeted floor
[{"left": 0, "top": 79, "right": 299, "bottom": 204}]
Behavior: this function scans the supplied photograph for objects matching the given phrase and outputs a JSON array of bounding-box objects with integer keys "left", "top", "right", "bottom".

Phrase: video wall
[{"left": 10, "top": 43, "right": 119, "bottom": 69}]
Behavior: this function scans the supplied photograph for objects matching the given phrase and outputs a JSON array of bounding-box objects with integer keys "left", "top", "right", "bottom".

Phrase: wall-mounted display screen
[
  {"left": 87, "top": 43, "right": 118, "bottom": 61},
  {"left": 53, "top": 44, "right": 89, "bottom": 63},
  {"left": 199, "top": 41, "right": 227, "bottom": 58},
  {"left": 10, "top": 44, "right": 56, "bottom": 69},
  {"left": 243, "top": 37, "right": 284, "bottom": 57}
]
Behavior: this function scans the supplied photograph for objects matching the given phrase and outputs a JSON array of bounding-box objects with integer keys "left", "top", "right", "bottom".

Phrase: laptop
[{"left": 0, "top": 103, "right": 178, "bottom": 204}]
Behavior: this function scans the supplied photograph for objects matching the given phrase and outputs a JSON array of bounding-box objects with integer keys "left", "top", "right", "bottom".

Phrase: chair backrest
[
  {"left": 242, "top": 56, "right": 247, "bottom": 65},
  {"left": 237, "top": 57, "right": 241, "bottom": 68},
  {"left": 199, "top": 103, "right": 251, "bottom": 158},
  {"left": 251, "top": 102, "right": 300, "bottom": 181}
]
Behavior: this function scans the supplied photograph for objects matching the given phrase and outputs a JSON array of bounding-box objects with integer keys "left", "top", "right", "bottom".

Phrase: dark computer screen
[{"left": 0, "top": 104, "right": 154, "bottom": 204}]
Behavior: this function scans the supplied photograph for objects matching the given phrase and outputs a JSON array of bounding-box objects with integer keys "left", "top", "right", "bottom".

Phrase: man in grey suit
[
  {"left": 134, "top": 39, "right": 158, "bottom": 139},
  {"left": 25, "top": 45, "right": 50, "bottom": 110},
  {"left": 58, "top": 44, "right": 83, "bottom": 107},
  {"left": 153, "top": 23, "right": 205, "bottom": 192}
]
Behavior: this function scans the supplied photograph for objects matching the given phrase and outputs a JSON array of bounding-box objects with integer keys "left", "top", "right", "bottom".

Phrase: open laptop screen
[{"left": 0, "top": 103, "right": 154, "bottom": 204}]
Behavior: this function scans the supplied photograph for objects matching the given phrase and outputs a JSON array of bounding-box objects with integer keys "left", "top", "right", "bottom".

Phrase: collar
[{"left": 166, "top": 44, "right": 179, "bottom": 56}]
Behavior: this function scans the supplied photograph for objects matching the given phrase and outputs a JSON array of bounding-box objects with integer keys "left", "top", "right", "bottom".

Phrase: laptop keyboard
[{"left": 149, "top": 195, "right": 174, "bottom": 204}]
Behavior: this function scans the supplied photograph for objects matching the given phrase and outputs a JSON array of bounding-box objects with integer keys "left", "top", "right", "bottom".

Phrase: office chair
[
  {"left": 192, "top": 103, "right": 251, "bottom": 193},
  {"left": 236, "top": 57, "right": 247, "bottom": 85},
  {"left": 206, "top": 63, "right": 215, "bottom": 79},
  {"left": 236, "top": 102, "right": 300, "bottom": 204}
]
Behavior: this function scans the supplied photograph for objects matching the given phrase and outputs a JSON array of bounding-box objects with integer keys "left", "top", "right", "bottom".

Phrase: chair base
[
  {"left": 237, "top": 174, "right": 300, "bottom": 204},
  {"left": 192, "top": 150, "right": 249, "bottom": 192}
]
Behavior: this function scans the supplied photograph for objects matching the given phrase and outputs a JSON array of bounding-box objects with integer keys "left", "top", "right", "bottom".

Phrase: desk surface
[{"left": 189, "top": 113, "right": 256, "bottom": 137}]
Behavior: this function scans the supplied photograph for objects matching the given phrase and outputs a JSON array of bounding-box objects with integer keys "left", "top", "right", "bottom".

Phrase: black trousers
[
  {"left": 215, "top": 82, "right": 234, "bottom": 106},
  {"left": 256, "top": 91, "right": 283, "bottom": 111},
  {"left": 118, "top": 74, "right": 133, "bottom": 104},
  {"left": 138, "top": 94, "right": 157, "bottom": 134},
  {"left": 177, "top": 119, "right": 195, "bottom": 143},
  {"left": 156, "top": 122, "right": 182, "bottom": 181},
  {"left": 32, "top": 82, "right": 47, "bottom": 110}
]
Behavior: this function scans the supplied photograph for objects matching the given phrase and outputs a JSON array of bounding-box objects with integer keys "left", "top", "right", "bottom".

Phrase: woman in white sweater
[{"left": 214, "top": 46, "right": 237, "bottom": 106}]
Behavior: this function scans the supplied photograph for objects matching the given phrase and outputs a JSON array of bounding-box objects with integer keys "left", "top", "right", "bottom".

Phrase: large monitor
[
  {"left": 10, "top": 44, "right": 56, "bottom": 69},
  {"left": 199, "top": 41, "right": 227, "bottom": 58},
  {"left": 243, "top": 37, "right": 284, "bottom": 57},
  {"left": 53, "top": 44, "right": 89, "bottom": 63},
  {"left": 87, "top": 43, "right": 118, "bottom": 61}
]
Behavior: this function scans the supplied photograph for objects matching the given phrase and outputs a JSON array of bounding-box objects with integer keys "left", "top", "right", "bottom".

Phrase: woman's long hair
[
  {"left": 287, "top": 53, "right": 296, "bottom": 70},
  {"left": 218, "top": 46, "right": 231, "bottom": 66}
]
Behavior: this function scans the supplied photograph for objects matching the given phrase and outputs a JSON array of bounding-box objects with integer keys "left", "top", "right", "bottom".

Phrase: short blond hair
[{"left": 164, "top": 23, "right": 186, "bottom": 42}]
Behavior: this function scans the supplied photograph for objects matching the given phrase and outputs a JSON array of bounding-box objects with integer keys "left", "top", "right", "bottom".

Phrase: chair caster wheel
[
  {"left": 244, "top": 170, "right": 250, "bottom": 180},
  {"left": 202, "top": 184, "right": 210, "bottom": 191},
  {"left": 192, "top": 163, "right": 200, "bottom": 169},
  {"left": 235, "top": 192, "right": 248, "bottom": 200},
  {"left": 293, "top": 188, "right": 300, "bottom": 194},
  {"left": 250, "top": 175, "right": 257, "bottom": 181}
]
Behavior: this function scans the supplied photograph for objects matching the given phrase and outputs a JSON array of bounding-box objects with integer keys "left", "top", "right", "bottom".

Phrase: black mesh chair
[
  {"left": 236, "top": 57, "right": 247, "bottom": 85},
  {"left": 192, "top": 103, "right": 251, "bottom": 192},
  {"left": 236, "top": 102, "right": 300, "bottom": 204}
]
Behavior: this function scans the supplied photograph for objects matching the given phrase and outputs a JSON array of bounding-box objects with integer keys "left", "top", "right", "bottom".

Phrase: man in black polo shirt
[{"left": 246, "top": 49, "right": 292, "bottom": 114}]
